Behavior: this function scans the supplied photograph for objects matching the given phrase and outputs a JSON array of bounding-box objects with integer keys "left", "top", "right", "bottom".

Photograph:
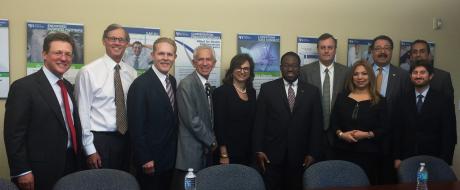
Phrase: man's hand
[
  {"left": 340, "top": 130, "right": 358, "bottom": 143},
  {"left": 87, "top": 152, "right": 102, "bottom": 169},
  {"left": 303, "top": 155, "right": 315, "bottom": 168},
  {"left": 394, "top": 159, "right": 402, "bottom": 169},
  {"left": 256, "top": 152, "right": 270, "bottom": 173},
  {"left": 143, "top": 161, "right": 155, "bottom": 174},
  {"left": 17, "top": 172, "right": 34, "bottom": 190}
]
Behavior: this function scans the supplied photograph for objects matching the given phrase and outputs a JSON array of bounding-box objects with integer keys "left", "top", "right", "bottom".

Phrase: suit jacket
[
  {"left": 175, "top": 71, "right": 216, "bottom": 171},
  {"left": 127, "top": 68, "right": 178, "bottom": 173},
  {"left": 4, "top": 69, "right": 83, "bottom": 190},
  {"left": 253, "top": 78, "right": 323, "bottom": 166},
  {"left": 431, "top": 68, "right": 454, "bottom": 101},
  {"left": 299, "top": 61, "right": 348, "bottom": 108},
  {"left": 395, "top": 88, "right": 457, "bottom": 164}
]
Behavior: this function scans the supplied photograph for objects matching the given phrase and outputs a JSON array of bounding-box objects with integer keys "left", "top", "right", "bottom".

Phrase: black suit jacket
[
  {"left": 253, "top": 78, "right": 323, "bottom": 166},
  {"left": 127, "top": 68, "right": 178, "bottom": 172},
  {"left": 395, "top": 88, "right": 457, "bottom": 164},
  {"left": 4, "top": 69, "right": 83, "bottom": 190}
]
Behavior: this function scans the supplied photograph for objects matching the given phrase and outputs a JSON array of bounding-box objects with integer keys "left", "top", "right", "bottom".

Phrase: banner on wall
[
  {"left": 399, "top": 40, "right": 435, "bottom": 71},
  {"left": 123, "top": 27, "right": 160, "bottom": 74},
  {"left": 0, "top": 19, "right": 9, "bottom": 98},
  {"left": 297, "top": 37, "right": 318, "bottom": 66},
  {"left": 174, "top": 30, "right": 222, "bottom": 86},
  {"left": 347, "top": 39, "right": 373, "bottom": 67},
  {"left": 237, "top": 33, "right": 280, "bottom": 93},
  {"left": 27, "top": 21, "right": 84, "bottom": 83}
]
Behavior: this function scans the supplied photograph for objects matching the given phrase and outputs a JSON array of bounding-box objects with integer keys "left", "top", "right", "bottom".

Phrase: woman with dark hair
[
  {"left": 213, "top": 53, "right": 256, "bottom": 165},
  {"left": 330, "top": 60, "right": 388, "bottom": 185}
]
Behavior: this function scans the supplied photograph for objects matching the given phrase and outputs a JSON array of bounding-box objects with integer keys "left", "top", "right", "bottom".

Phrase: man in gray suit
[
  {"left": 299, "top": 33, "right": 348, "bottom": 160},
  {"left": 370, "top": 35, "right": 411, "bottom": 184},
  {"left": 172, "top": 45, "right": 218, "bottom": 190}
]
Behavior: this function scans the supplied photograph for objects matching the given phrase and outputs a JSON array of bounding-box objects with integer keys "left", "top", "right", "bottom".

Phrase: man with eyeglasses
[
  {"left": 5, "top": 32, "right": 84, "bottom": 190},
  {"left": 253, "top": 52, "right": 323, "bottom": 190},
  {"left": 75, "top": 24, "right": 137, "bottom": 171},
  {"left": 299, "top": 33, "right": 348, "bottom": 161},
  {"left": 370, "top": 35, "right": 410, "bottom": 184}
]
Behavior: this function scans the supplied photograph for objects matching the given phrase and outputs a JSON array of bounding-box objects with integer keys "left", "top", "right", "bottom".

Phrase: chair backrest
[
  {"left": 0, "top": 178, "right": 19, "bottom": 190},
  {"left": 196, "top": 164, "right": 265, "bottom": 190},
  {"left": 398, "top": 155, "right": 457, "bottom": 183},
  {"left": 53, "top": 169, "right": 139, "bottom": 190},
  {"left": 303, "top": 160, "right": 370, "bottom": 189}
]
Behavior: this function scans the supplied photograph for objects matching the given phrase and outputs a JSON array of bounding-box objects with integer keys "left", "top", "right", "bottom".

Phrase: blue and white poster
[
  {"left": 237, "top": 33, "right": 280, "bottom": 93},
  {"left": 27, "top": 21, "right": 84, "bottom": 83},
  {"left": 123, "top": 27, "right": 160, "bottom": 73},
  {"left": 297, "top": 37, "right": 318, "bottom": 66},
  {"left": 0, "top": 19, "right": 9, "bottom": 98},
  {"left": 347, "top": 39, "right": 373, "bottom": 67},
  {"left": 399, "top": 40, "right": 435, "bottom": 71},
  {"left": 174, "top": 30, "right": 222, "bottom": 86}
]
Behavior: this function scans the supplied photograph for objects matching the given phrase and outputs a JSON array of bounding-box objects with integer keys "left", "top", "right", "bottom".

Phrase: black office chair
[
  {"left": 0, "top": 178, "right": 19, "bottom": 190},
  {"left": 398, "top": 155, "right": 457, "bottom": 183},
  {"left": 303, "top": 160, "right": 369, "bottom": 189},
  {"left": 53, "top": 169, "right": 140, "bottom": 190},
  {"left": 196, "top": 164, "right": 265, "bottom": 190}
]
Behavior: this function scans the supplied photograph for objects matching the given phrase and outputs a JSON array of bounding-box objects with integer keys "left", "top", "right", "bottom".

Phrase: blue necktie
[{"left": 416, "top": 94, "right": 424, "bottom": 113}]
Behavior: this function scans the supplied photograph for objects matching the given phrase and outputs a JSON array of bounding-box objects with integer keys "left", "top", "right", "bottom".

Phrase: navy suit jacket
[{"left": 127, "top": 68, "right": 178, "bottom": 172}]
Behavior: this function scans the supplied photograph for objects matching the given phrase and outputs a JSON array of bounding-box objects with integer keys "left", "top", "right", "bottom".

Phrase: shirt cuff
[
  {"left": 13, "top": 171, "right": 32, "bottom": 178},
  {"left": 84, "top": 144, "right": 96, "bottom": 156}
]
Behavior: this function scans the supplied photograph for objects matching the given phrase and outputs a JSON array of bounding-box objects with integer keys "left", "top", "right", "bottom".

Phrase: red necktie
[{"left": 57, "top": 80, "right": 78, "bottom": 154}]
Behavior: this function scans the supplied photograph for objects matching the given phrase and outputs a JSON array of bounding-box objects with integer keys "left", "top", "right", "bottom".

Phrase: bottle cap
[
  {"left": 188, "top": 168, "right": 194, "bottom": 172},
  {"left": 420, "top": 162, "right": 425, "bottom": 166}
]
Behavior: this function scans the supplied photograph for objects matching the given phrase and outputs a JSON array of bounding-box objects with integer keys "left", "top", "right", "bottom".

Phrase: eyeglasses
[
  {"left": 235, "top": 67, "right": 250, "bottom": 73},
  {"left": 105, "top": 36, "right": 127, "bottom": 43},
  {"left": 50, "top": 51, "right": 73, "bottom": 58},
  {"left": 373, "top": 46, "right": 392, "bottom": 52}
]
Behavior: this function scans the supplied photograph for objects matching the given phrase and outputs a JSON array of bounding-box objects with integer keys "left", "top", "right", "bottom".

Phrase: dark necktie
[
  {"left": 416, "top": 94, "right": 424, "bottom": 113},
  {"left": 134, "top": 56, "right": 139, "bottom": 69},
  {"left": 165, "top": 76, "right": 175, "bottom": 111},
  {"left": 288, "top": 84, "right": 295, "bottom": 112},
  {"left": 114, "top": 65, "right": 128, "bottom": 134},
  {"left": 205, "top": 82, "right": 213, "bottom": 126},
  {"left": 57, "top": 80, "right": 78, "bottom": 154},
  {"left": 322, "top": 68, "right": 331, "bottom": 130}
]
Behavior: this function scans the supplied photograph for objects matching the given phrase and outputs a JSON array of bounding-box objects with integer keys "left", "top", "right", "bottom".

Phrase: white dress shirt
[
  {"left": 75, "top": 54, "right": 137, "bottom": 156},
  {"left": 319, "top": 62, "right": 334, "bottom": 101},
  {"left": 415, "top": 86, "right": 430, "bottom": 103},
  {"left": 152, "top": 65, "right": 168, "bottom": 91},
  {"left": 283, "top": 79, "right": 298, "bottom": 97}
]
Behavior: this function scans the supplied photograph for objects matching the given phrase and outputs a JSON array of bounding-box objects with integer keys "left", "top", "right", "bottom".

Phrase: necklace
[{"left": 234, "top": 84, "right": 247, "bottom": 94}]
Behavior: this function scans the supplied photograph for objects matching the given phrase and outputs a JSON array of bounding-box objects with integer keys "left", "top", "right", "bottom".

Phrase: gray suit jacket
[
  {"left": 299, "top": 61, "right": 348, "bottom": 111},
  {"left": 176, "top": 71, "right": 216, "bottom": 171}
]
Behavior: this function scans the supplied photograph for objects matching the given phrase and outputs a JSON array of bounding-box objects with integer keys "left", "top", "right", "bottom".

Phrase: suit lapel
[
  {"left": 310, "top": 62, "right": 322, "bottom": 89},
  {"left": 332, "top": 63, "right": 344, "bottom": 103},
  {"left": 147, "top": 68, "right": 175, "bottom": 113},
  {"left": 293, "top": 82, "right": 305, "bottom": 113},
  {"left": 35, "top": 69, "right": 66, "bottom": 128},
  {"left": 277, "top": 79, "right": 291, "bottom": 114},
  {"left": 386, "top": 65, "right": 397, "bottom": 98}
]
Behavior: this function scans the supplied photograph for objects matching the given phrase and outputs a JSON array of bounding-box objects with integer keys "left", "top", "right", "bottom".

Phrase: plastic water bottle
[
  {"left": 416, "top": 162, "right": 428, "bottom": 190},
  {"left": 184, "top": 168, "right": 196, "bottom": 190}
]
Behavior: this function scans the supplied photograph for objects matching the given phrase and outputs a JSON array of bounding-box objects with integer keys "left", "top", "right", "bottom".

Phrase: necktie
[
  {"left": 134, "top": 56, "right": 139, "bottom": 69},
  {"left": 376, "top": 67, "right": 383, "bottom": 94},
  {"left": 114, "top": 64, "right": 128, "bottom": 134},
  {"left": 322, "top": 68, "right": 331, "bottom": 130},
  {"left": 165, "top": 76, "right": 175, "bottom": 111},
  {"left": 57, "top": 80, "right": 78, "bottom": 154},
  {"left": 205, "top": 82, "right": 213, "bottom": 127},
  {"left": 288, "top": 84, "right": 295, "bottom": 112},
  {"left": 416, "top": 94, "right": 424, "bottom": 113}
]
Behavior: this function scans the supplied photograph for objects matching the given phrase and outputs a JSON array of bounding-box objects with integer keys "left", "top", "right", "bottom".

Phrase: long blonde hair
[{"left": 345, "top": 60, "right": 381, "bottom": 105}]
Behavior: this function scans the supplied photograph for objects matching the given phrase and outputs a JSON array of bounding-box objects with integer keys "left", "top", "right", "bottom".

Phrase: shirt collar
[
  {"left": 415, "top": 86, "right": 430, "bottom": 97},
  {"left": 319, "top": 61, "right": 334, "bottom": 73},
  {"left": 152, "top": 64, "right": 168, "bottom": 82},
  {"left": 195, "top": 71, "right": 208, "bottom": 86},
  {"left": 42, "top": 65, "right": 61, "bottom": 85},
  {"left": 373, "top": 63, "right": 390, "bottom": 72},
  {"left": 104, "top": 53, "right": 126, "bottom": 70},
  {"left": 283, "top": 78, "right": 298, "bottom": 87}
]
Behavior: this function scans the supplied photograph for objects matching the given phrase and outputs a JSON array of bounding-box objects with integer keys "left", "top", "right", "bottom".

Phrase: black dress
[
  {"left": 330, "top": 92, "right": 388, "bottom": 185},
  {"left": 212, "top": 84, "right": 256, "bottom": 165}
]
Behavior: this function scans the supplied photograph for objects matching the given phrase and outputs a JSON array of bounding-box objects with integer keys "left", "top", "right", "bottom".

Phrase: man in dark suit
[
  {"left": 171, "top": 45, "right": 218, "bottom": 190},
  {"left": 299, "top": 33, "right": 348, "bottom": 160},
  {"left": 253, "top": 52, "right": 323, "bottom": 190},
  {"left": 370, "top": 35, "right": 411, "bottom": 184},
  {"left": 4, "top": 32, "right": 83, "bottom": 190},
  {"left": 127, "top": 37, "right": 178, "bottom": 190},
  {"left": 395, "top": 60, "right": 456, "bottom": 165}
]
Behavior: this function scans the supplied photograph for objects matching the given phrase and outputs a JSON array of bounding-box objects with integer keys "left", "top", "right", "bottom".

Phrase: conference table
[{"left": 308, "top": 181, "right": 460, "bottom": 190}]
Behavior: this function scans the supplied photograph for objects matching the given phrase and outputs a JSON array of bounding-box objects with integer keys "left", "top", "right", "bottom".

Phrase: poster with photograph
[
  {"left": 297, "top": 37, "right": 318, "bottom": 66},
  {"left": 123, "top": 27, "right": 160, "bottom": 74},
  {"left": 237, "top": 33, "right": 280, "bottom": 93},
  {"left": 399, "top": 40, "right": 435, "bottom": 71},
  {"left": 174, "top": 30, "right": 222, "bottom": 86},
  {"left": 347, "top": 39, "right": 373, "bottom": 67},
  {"left": 27, "top": 21, "right": 84, "bottom": 83},
  {"left": 0, "top": 19, "right": 9, "bottom": 98}
]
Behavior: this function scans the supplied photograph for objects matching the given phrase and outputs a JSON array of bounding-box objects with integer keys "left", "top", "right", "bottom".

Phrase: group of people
[{"left": 3, "top": 23, "right": 456, "bottom": 190}]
